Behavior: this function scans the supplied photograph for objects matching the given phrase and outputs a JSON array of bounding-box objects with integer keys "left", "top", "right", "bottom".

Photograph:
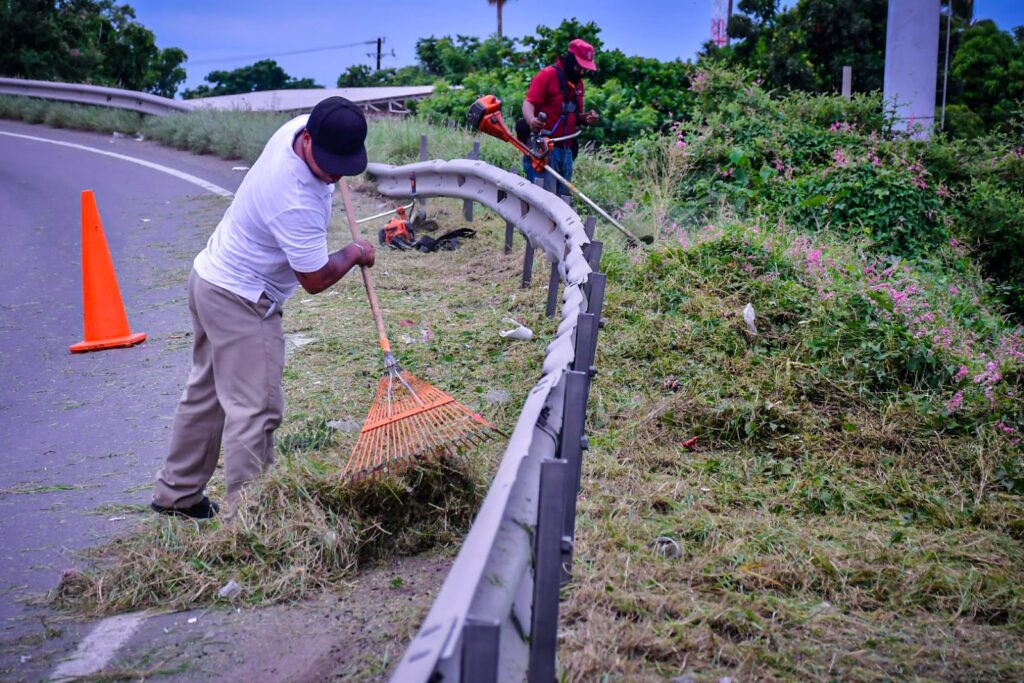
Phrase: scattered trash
[
  {"left": 140, "top": 218, "right": 151, "bottom": 223},
  {"left": 107, "top": 516, "right": 126, "bottom": 522},
  {"left": 284, "top": 333, "right": 318, "bottom": 358},
  {"left": 20, "top": 656, "right": 31, "bottom": 664},
  {"left": 187, "top": 617, "right": 198, "bottom": 624},
  {"left": 499, "top": 317, "right": 533, "bottom": 341},
  {"left": 650, "top": 536, "right": 681, "bottom": 559},
  {"left": 743, "top": 302, "right": 758, "bottom": 336},
  {"left": 232, "top": 166, "right": 250, "bottom": 172},
  {"left": 217, "top": 579, "right": 243, "bottom": 600},
  {"left": 111, "top": 131, "right": 125, "bottom": 139},
  {"left": 681, "top": 436, "right": 698, "bottom": 451},
  {"left": 327, "top": 418, "right": 361, "bottom": 433},
  {"left": 485, "top": 388, "right": 511, "bottom": 405}
]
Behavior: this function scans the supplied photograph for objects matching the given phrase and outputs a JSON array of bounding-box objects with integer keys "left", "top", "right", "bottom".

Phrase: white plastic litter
[
  {"left": 217, "top": 580, "right": 243, "bottom": 600},
  {"left": 499, "top": 317, "right": 533, "bottom": 341},
  {"left": 743, "top": 302, "right": 757, "bottom": 336},
  {"left": 650, "top": 536, "right": 682, "bottom": 559}
]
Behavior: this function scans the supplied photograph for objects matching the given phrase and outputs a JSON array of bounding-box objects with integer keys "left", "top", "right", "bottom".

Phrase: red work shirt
[{"left": 525, "top": 58, "right": 585, "bottom": 140}]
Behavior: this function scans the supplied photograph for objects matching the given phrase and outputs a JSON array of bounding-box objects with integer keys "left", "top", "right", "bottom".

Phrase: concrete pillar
[{"left": 883, "top": 0, "right": 941, "bottom": 139}]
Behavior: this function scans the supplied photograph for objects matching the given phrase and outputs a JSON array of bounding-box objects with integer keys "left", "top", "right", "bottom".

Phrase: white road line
[
  {"left": 50, "top": 612, "right": 147, "bottom": 680},
  {"left": 0, "top": 130, "right": 234, "bottom": 197}
]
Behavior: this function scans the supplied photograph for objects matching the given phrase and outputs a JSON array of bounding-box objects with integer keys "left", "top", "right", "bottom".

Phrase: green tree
[
  {"left": 703, "top": 0, "right": 887, "bottom": 93},
  {"left": 519, "top": 17, "right": 602, "bottom": 70},
  {"left": 0, "top": 0, "right": 187, "bottom": 97},
  {"left": 335, "top": 64, "right": 432, "bottom": 87},
  {"left": 951, "top": 20, "right": 1024, "bottom": 125},
  {"left": 182, "top": 59, "right": 321, "bottom": 99}
]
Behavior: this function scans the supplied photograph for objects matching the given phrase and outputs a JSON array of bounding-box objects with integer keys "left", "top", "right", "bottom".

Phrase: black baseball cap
[{"left": 306, "top": 97, "right": 368, "bottom": 176}]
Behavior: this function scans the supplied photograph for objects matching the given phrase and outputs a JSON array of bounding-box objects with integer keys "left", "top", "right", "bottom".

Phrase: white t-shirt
[{"left": 194, "top": 115, "right": 333, "bottom": 305}]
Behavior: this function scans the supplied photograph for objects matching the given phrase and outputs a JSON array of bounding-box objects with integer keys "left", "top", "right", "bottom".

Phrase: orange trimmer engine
[
  {"left": 467, "top": 95, "right": 551, "bottom": 172},
  {"left": 381, "top": 206, "right": 414, "bottom": 246}
]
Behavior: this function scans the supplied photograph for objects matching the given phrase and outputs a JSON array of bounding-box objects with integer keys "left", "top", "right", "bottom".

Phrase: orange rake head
[{"left": 342, "top": 370, "right": 497, "bottom": 482}]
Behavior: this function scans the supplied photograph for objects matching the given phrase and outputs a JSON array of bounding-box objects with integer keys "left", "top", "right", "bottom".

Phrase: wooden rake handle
[{"left": 338, "top": 178, "right": 392, "bottom": 355}]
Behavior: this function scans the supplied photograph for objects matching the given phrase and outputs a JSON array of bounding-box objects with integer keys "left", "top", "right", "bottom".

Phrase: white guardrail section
[
  {"left": 0, "top": 78, "right": 434, "bottom": 116},
  {"left": 368, "top": 159, "right": 595, "bottom": 683},
  {"left": 0, "top": 77, "right": 192, "bottom": 116}
]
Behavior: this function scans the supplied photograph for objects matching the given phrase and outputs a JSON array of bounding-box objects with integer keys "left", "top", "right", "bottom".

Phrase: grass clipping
[{"left": 53, "top": 454, "right": 483, "bottom": 614}]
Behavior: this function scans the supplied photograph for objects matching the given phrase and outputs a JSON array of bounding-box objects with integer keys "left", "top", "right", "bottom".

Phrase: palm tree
[{"left": 487, "top": 0, "right": 511, "bottom": 38}]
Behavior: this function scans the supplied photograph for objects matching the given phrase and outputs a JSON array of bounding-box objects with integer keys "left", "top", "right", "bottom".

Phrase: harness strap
[{"left": 550, "top": 65, "right": 582, "bottom": 138}]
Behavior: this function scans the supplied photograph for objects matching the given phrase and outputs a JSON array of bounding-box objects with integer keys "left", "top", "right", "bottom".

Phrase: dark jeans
[{"left": 523, "top": 146, "right": 573, "bottom": 198}]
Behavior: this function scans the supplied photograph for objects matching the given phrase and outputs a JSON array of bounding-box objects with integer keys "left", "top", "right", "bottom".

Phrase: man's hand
[
  {"left": 350, "top": 239, "right": 375, "bottom": 267},
  {"left": 523, "top": 101, "right": 546, "bottom": 133},
  {"left": 582, "top": 110, "right": 600, "bottom": 126},
  {"left": 295, "top": 240, "right": 376, "bottom": 294}
]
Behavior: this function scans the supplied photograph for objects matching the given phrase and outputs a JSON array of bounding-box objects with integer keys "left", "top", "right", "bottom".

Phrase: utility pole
[
  {"left": 376, "top": 37, "right": 382, "bottom": 71},
  {"left": 940, "top": 4, "right": 952, "bottom": 130},
  {"left": 883, "top": 0, "right": 941, "bottom": 140}
]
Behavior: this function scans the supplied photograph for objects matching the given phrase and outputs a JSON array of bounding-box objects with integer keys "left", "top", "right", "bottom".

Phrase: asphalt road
[{"left": 0, "top": 120, "right": 243, "bottom": 662}]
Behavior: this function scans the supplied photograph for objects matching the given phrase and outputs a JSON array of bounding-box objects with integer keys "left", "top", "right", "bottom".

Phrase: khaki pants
[{"left": 153, "top": 270, "right": 284, "bottom": 508}]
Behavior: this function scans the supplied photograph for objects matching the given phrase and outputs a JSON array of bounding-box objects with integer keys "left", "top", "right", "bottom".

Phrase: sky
[{"left": 127, "top": 0, "right": 1024, "bottom": 97}]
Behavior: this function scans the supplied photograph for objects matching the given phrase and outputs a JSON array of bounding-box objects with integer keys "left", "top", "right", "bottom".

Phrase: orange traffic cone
[{"left": 69, "top": 190, "right": 147, "bottom": 353}]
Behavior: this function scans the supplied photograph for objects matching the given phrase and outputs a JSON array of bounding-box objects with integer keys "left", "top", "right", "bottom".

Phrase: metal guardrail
[
  {"left": 0, "top": 77, "right": 192, "bottom": 116},
  {"left": 368, "top": 159, "right": 607, "bottom": 682},
  {"left": 0, "top": 78, "right": 435, "bottom": 117}
]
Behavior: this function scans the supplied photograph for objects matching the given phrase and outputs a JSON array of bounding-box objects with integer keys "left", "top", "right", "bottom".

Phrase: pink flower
[
  {"left": 996, "top": 420, "right": 1017, "bottom": 435},
  {"left": 946, "top": 391, "right": 964, "bottom": 414},
  {"left": 948, "top": 284, "right": 960, "bottom": 296},
  {"left": 953, "top": 365, "right": 970, "bottom": 381}
]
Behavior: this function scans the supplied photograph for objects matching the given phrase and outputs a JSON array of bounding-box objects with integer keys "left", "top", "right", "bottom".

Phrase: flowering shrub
[{"left": 641, "top": 223, "right": 1023, "bottom": 446}]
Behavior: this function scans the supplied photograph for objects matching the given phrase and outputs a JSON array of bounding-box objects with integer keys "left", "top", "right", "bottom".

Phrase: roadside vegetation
[{"left": 7, "top": 62, "right": 1024, "bottom": 679}]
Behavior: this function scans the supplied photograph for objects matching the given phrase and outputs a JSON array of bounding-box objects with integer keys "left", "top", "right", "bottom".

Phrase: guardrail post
[
  {"left": 558, "top": 369, "right": 589, "bottom": 584},
  {"left": 461, "top": 618, "right": 501, "bottom": 683},
  {"left": 505, "top": 219, "right": 515, "bottom": 255},
  {"left": 521, "top": 178, "right": 544, "bottom": 288},
  {"left": 529, "top": 458, "right": 568, "bottom": 683},
  {"left": 464, "top": 141, "right": 480, "bottom": 222},
  {"left": 584, "top": 272, "right": 606, "bottom": 321},
  {"left": 545, "top": 195, "right": 573, "bottom": 318},
  {"left": 583, "top": 240, "right": 603, "bottom": 275}
]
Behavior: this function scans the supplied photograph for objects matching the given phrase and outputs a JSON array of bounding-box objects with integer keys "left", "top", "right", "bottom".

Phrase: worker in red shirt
[{"left": 521, "top": 38, "right": 600, "bottom": 196}]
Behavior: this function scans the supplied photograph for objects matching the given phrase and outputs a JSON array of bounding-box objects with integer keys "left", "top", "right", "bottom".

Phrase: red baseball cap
[{"left": 568, "top": 39, "right": 597, "bottom": 71}]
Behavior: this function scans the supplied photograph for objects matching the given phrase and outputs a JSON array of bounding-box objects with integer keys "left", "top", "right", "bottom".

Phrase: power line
[{"left": 189, "top": 39, "right": 380, "bottom": 66}]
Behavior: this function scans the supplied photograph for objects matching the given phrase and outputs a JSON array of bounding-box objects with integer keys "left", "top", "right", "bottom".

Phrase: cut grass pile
[{"left": 55, "top": 457, "right": 484, "bottom": 613}]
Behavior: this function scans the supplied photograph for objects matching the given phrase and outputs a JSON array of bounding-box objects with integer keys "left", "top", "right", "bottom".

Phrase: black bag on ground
[{"left": 415, "top": 228, "right": 477, "bottom": 253}]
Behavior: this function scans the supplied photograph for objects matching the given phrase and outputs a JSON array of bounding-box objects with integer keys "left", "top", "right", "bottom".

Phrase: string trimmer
[{"left": 466, "top": 94, "right": 653, "bottom": 246}]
